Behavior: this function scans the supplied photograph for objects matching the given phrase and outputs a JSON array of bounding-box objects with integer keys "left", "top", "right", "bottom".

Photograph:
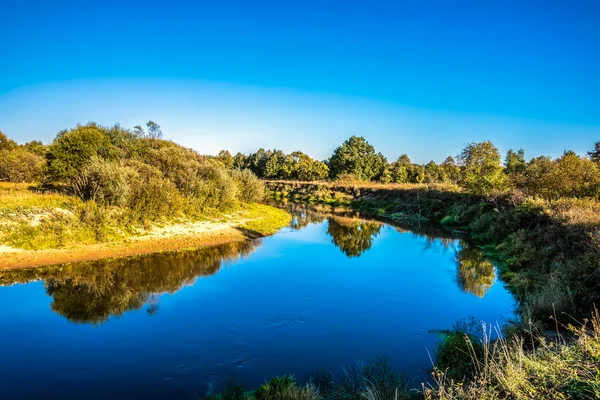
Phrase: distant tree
[
  {"left": 505, "top": 149, "right": 527, "bottom": 175},
  {"left": 0, "top": 130, "right": 17, "bottom": 151},
  {"left": 263, "top": 150, "right": 285, "bottom": 179},
  {"left": 146, "top": 121, "right": 163, "bottom": 139},
  {"left": 409, "top": 164, "right": 426, "bottom": 184},
  {"left": 133, "top": 125, "right": 145, "bottom": 138},
  {"left": 232, "top": 152, "right": 247, "bottom": 169},
  {"left": 588, "top": 140, "right": 600, "bottom": 163},
  {"left": 295, "top": 152, "right": 329, "bottom": 181},
  {"left": 543, "top": 152, "right": 600, "bottom": 198},
  {"left": 328, "top": 136, "right": 387, "bottom": 181},
  {"left": 396, "top": 154, "right": 411, "bottom": 165},
  {"left": 458, "top": 141, "right": 508, "bottom": 195},
  {"left": 424, "top": 160, "right": 446, "bottom": 183},
  {"left": 22, "top": 140, "right": 47, "bottom": 157},
  {"left": 0, "top": 148, "right": 44, "bottom": 182},
  {"left": 390, "top": 156, "right": 410, "bottom": 183},
  {"left": 217, "top": 150, "right": 234, "bottom": 169},
  {"left": 440, "top": 156, "right": 461, "bottom": 183}
]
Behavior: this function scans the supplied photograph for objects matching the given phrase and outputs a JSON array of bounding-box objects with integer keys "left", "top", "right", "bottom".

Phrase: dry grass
[
  {"left": 425, "top": 309, "right": 600, "bottom": 400},
  {"left": 0, "top": 182, "right": 75, "bottom": 211},
  {"left": 265, "top": 179, "right": 462, "bottom": 192}
]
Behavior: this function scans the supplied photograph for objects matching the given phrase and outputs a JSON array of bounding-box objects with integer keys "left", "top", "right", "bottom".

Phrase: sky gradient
[{"left": 1, "top": 0, "right": 599, "bottom": 163}]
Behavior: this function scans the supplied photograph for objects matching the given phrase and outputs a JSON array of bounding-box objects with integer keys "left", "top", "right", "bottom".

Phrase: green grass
[
  {"left": 236, "top": 203, "right": 292, "bottom": 236},
  {"left": 0, "top": 184, "right": 291, "bottom": 250}
]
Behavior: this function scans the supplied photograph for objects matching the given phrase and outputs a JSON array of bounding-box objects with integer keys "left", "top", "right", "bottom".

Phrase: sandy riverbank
[{"left": 0, "top": 220, "right": 252, "bottom": 270}]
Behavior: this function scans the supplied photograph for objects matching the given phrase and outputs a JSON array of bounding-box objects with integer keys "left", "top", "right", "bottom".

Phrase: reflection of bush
[
  {"left": 456, "top": 244, "right": 495, "bottom": 297},
  {"left": 0, "top": 239, "right": 260, "bottom": 324},
  {"left": 326, "top": 217, "right": 383, "bottom": 258}
]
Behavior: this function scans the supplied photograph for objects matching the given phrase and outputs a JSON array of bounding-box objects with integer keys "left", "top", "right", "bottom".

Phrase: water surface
[{"left": 0, "top": 203, "right": 515, "bottom": 399}]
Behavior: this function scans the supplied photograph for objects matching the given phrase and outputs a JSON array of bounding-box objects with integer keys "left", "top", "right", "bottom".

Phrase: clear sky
[{"left": 1, "top": 0, "right": 599, "bottom": 163}]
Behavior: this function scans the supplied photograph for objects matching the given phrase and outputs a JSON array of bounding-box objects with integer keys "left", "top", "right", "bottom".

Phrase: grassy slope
[{"left": 0, "top": 183, "right": 291, "bottom": 252}]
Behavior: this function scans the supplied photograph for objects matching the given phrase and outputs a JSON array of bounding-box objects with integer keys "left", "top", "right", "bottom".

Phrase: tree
[
  {"left": 458, "top": 141, "right": 508, "bottom": 195},
  {"left": 217, "top": 150, "right": 234, "bottom": 169},
  {"left": 45, "top": 123, "right": 119, "bottom": 182},
  {"left": 0, "top": 148, "right": 44, "bottom": 182},
  {"left": 232, "top": 152, "right": 247, "bottom": 170},
  {"left": 390, "top": 156, "right": 410, "bottom": 183},
  {"left": 328, "top": 136, "right": 387, "bottom": 181},
  {"left": 441, "top": 156, "right": 461, "bottom": 183},
  {"left": 146, "top": 121, "right": 163, "bottom": 139},
  {"left": 520, "top": 153, "right": 600, "bottom": 199},
  {"left": 23, "top": 140, "right": 47, "bottom": 157},
  {"left": 588, "top": 140, "right": 600, "bottom": 163},
  {"left": 424, "top": 160, "right": 446, "bottom": 183},
  {"left": 133, "top": 125, "right": 145, "bottom": 137},
  {"left": 505, "top": 149, "right": 526, "bottom": 175},
  {"left": 0, "top": 130, "right": 17, "bottom": 151}
]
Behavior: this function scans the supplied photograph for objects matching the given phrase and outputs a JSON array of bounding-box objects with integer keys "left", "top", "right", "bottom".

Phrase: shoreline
[{"left": 1, "top": 220, "right": 266, "bottom": 271}]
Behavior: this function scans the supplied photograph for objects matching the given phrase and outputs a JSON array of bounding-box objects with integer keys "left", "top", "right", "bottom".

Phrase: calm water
[{"left": 0, "top": 203, "right": 515, "bottom": 400}]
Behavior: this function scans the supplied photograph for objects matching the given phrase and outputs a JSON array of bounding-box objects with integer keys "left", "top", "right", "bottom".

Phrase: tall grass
[{"left": 425, "top": 309, "right": 600, "bottom": 399}]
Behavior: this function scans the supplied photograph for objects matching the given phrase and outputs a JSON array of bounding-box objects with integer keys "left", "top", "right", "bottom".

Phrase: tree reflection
[
  {"left": 0, "top": 239, "right": 261, "bottom": 324},
  {"left": 456, "top": 244, "right": 496, "bottom": 297},
  {"left": 326, "top": 217, "right": 383, "bottom": 258}
]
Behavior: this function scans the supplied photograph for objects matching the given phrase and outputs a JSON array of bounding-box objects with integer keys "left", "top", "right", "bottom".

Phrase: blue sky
[{"left": 1, "top": 0, "right": 598, "bottom": 163}]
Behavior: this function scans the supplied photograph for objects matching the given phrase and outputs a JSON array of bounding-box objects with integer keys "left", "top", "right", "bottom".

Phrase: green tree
[
  {"left": 505, "top": 149, "right": 526, "bottom": 175},
  {"left": 146, "top": 121, "right": 163, "bottom": 139},
  {"left": 232, "top": 152, "right": 247, "bottom": 169},
  {"left": 424, "top": 160, "right": 446, "bottom": 183},
  {"left": 458, "top": 141, "right": 508, "bottom": 195},
  {"left": 0, "top": 148, "right": 44, "bottom": 182},
  {"left": 0, "top": 130, "right": 17, "bottom": 151},
  {"left": 45, "top": 123, "right": 118, "bottom": 182},
  {"left": 327, "top": 136, "right": 387, "bottom": 181},
  {"left": 588, "top": 140, "right": 600, "bottom": 163},
  {"left": 22, "top": 140, "right": 47, "bottom": 157},
  {"left": 440, "top": 156, "right": 461, "bottom": 183},
  {"left": 217, "top": 150, "right": 234, "bottom": 169}
]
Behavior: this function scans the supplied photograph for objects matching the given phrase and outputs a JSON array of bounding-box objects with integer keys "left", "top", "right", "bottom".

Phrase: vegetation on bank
[
  {"left": 0, "top": 123, "right": 290, "bottom": 251},
  {"left": 218, "top": 135, "right": 600, "bottom": 200}
]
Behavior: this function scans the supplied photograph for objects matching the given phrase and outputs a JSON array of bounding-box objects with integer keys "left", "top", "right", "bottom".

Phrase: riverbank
[
  {"left": 265, "top": 180, "right": 600, "bottom": 325},
  {"left": 0, "top": 183, "right": 291, "bottom": 270}
]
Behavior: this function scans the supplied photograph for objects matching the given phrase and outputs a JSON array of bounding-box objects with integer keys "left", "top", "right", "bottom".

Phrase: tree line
[
  {"left": 3, "top": 127, "right": 599, "bottom": 201},
  {"left": 216, "top": 135, "right": 600, "bottom": 198}
]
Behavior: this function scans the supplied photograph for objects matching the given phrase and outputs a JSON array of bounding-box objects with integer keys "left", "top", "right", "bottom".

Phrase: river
[{"left": 0, "top": 202, "right": 516, "bottom": 399}]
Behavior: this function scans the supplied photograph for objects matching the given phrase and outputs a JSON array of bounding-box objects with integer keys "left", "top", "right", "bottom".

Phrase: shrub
[
  {"left": 45, "top": 122, "right": 119, "bottom": 182},
  {"left": 0, "top": 148, "right": 44, "bottom": 182},
  {"left": 231, "top": 169, "right": 264, "bottom": 203},
  {"left": 71, "top": 157, "right": 134, "bottom": 207}
]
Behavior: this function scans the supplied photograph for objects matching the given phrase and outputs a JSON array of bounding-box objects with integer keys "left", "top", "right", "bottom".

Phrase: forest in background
[{"left": 217, "top": 135, "right": 600, "bottom": 199}]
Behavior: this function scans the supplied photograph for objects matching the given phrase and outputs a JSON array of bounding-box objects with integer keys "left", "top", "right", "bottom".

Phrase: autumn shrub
[
  {"left": 231, "top": 168, "right": 265, "bottom": 203},
  {"left": 71, "top": 157, "right": 135, "bottom": 206},
  {"left": 0, "top": 148, "right": 44, "bottom": 182}
]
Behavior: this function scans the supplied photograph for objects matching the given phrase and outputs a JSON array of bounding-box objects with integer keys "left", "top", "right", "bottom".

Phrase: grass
[
  {"left": 0, "top": 183, "right": 291, "bottom": 251},
  {"left": 425, "top": 309, "right": 600, "bottom": 400},
  {"left": 202, "top": 356, "right": 414, "bottom": 400},
  {"left": 0, "top": 182, "right": 75, "bottom": 211},
  {"left": 236, "top": 203, "right": 292, "bottom": 236}
]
